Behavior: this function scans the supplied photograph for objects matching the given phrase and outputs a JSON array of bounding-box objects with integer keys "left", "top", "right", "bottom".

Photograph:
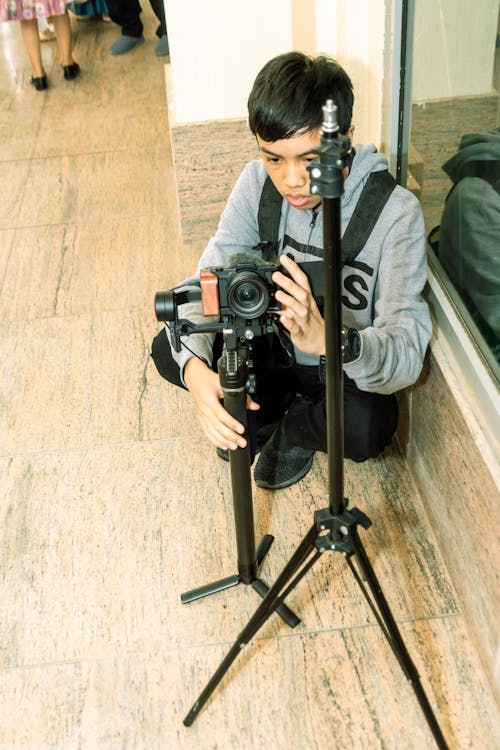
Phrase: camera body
[
  {"left": 200, "top": 262, "right": 281, "bottom": 321},
  {"left": 154, "top": 258, "right": 325, "bottom": 351}
]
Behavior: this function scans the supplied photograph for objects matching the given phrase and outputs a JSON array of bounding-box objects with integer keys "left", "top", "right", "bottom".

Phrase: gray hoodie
[{"left": 171, "top": 143, "right": 432, "bottom": 395}]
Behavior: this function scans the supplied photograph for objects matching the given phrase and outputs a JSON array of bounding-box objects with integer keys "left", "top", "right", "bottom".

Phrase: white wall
[
  {"left": 164, "top": 0, "right": 293, "bottom": 124},
  {"left": 412, "top": 0, "right": 498, "bottom": 101},
  {"left": 315, "top": 0, "right": 386, "bottom": 147},
  {"left": 164, "top": 0, "right": 389, "bottom": 148}
]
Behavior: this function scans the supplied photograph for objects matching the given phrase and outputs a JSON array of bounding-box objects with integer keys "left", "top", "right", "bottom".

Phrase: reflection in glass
[{"left": 409, "top": 1, "right": 500, "bottom": 379}]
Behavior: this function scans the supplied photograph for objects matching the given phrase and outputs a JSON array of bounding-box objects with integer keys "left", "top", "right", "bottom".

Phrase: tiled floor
[{"left": 0, "top": 8, "right": 499, "bottom": 749}]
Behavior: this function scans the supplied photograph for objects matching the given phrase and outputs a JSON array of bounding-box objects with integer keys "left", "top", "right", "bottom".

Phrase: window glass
[{"left": 409, "top": 0, "right": 500, "bottom": 381}]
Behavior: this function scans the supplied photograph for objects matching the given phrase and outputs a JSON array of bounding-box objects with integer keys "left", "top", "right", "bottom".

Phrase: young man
[{"left": 152, "top": 52, "right": 432, "bottom": 490}]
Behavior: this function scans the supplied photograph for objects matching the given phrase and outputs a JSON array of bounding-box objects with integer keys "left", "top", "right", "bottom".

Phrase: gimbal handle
[{"left": 218, "top": 335, "right": 258, "bottom": 583}]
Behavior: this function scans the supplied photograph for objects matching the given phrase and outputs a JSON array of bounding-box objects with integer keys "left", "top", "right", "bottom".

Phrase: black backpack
[{"left": 255, "top": 170, "right": 397, "bottom": 264}]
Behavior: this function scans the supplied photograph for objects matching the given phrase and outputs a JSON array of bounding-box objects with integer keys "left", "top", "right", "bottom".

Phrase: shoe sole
[{"left": 254, "top": 453, "right": 314, "bottom": 490}]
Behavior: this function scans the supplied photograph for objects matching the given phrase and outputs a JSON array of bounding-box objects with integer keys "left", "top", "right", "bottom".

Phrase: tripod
[
  {"left": 181, "top": 101, "right": 449, "bottom": 749},
  {"left": 180, "top": 328, "right": 299, "bottom": 629}
]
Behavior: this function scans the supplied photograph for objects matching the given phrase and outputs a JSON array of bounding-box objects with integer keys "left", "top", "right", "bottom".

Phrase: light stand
[{"left": 181, "top": 101, "right": 449, "bottom": 750}]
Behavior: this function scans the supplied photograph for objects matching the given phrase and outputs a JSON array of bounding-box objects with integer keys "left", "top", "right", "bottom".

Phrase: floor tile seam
[
  {"left": 0, "top": 614, "right": 464, "bottom": 674},
  {"left": 25, "top": 148, "right": 170, "bottom": 162},
  {"left": 19, "top": 143, "right": 172, "bottom": 163},
  {"left": 1, "top": 208, "right": 180, "bottom": 233},
  {"left": 1, "top": 304, "right": 165, "bottom": 325},
  {"left": 263, "top": 610, "right": 462, "bottom": 641},
  {"left": 0, "top": 434, "right": 206, "bottom": 462},
  {"left": 1, "top": 206, "right": 179, "bottom": 232},
  {"left": 0, "top": 229, "right": 16, "bottom": 301},
  {"left": 177, "top": 611, "right": 463, "bottom": 649},
  {"left": 0, "top": 101, "right": 45, "bottom": 165}
]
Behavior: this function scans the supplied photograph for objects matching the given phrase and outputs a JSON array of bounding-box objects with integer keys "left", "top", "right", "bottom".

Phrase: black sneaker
[
  {"left": 216, "top": 446, "right": 229, "bottom": 461},
  {"left": 253, "top": 419, "right": 314, "bottom": 490}
]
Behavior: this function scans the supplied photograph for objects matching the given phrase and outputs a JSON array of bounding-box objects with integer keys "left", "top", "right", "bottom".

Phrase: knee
[
  {"left": 151, "top": 328, "right": 183, "bottom": 387},
  {"left": 344, "top": 397, "right": 399, "bottom": 462}
]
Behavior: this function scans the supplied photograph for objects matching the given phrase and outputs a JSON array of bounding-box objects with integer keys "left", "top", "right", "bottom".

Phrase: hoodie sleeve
[
  {"left": 344, "top": 189, "right": 432, "bottom": 394},
  {"left": 170, "top": 161, "right": 265, "bottom": 380}
]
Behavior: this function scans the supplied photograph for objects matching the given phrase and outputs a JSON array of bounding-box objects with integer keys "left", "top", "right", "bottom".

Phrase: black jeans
[
  {"left": 151, "top": 327, "right": 398, "bottom": 462},
  {"left": 106, "top": 0, "right": 166, "bottom": 38}
]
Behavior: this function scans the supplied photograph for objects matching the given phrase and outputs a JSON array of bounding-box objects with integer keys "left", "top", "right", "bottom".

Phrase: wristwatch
[
  {"left": 342, "top": 326, "right": 361, "bottom": 363},
  {"left": 318, "top": 327, "right": 361, "bottom": 382}
]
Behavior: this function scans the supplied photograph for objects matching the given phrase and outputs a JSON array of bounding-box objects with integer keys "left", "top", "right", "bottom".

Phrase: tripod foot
[
  {"left": 180, "top": 536, "right": 300, "bottom": 626},
  {"left": 256, "top": 534, "right": 274, "bottom": 566},
  {"left": 181, "top": 574, "right": 240, "bottom": 604}
]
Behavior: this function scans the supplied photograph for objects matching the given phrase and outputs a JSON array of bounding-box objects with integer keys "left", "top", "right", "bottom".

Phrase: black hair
[{"left": 248, "top": 52, "right": 354, "bottom": 141}]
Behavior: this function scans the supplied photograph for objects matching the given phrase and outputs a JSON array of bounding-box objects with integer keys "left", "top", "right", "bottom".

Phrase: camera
[
  {"left": 200, "top": 262, "right": 282, "bottom": 320},
  {"left": 154, "top": 258, "right": 325, "bottom": 352}
]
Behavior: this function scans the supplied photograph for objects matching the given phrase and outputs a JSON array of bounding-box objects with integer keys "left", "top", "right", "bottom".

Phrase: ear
[{"left": 346, "top": 123, "right": 355, "bottom": 147}]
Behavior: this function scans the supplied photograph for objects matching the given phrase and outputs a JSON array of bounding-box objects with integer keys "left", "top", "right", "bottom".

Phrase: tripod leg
[
  {"left": 251, "top": 578, "right": 300, "bottom": 628},
  {"left": 183, "top": 522, "right": 320, "bottom": 726},
  {"left": 349, "top": 527, "right": 449, "bottom": 750}
]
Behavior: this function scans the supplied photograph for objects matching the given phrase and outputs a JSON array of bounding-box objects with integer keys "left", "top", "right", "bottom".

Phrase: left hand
[{"left": 272, "top": 254, "right": 326, "bottom": 355}]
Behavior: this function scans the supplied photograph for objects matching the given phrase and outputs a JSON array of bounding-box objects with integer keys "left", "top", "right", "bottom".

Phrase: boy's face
[{"left": 256, "top": 129, "right": 322, "bottom": 211}]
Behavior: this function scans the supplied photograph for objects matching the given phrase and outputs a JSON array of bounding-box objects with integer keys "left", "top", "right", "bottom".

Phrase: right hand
[{"left": 183, "top": 357, "right": 260, "bottom": 450}]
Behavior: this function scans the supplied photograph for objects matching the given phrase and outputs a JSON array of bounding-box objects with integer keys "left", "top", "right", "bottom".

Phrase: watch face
[
  {"left": 349, "top": 329, "right": 361, "bottom": 357},
  {"left": 342, "top": 328, "right": 360, "bottom": 362}
]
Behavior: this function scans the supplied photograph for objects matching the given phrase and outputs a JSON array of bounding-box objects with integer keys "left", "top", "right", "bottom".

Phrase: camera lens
[
  {"left": 227, "top": 271, "right": 270, "bottom": 319},
  {"left": 154, "top": 291, "right": 176, "bottom": 322}
]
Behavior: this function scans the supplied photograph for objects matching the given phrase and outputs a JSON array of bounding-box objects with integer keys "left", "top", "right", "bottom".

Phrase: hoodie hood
[{"left": 443, "top": 128, "right": 500, "bottom": 184}]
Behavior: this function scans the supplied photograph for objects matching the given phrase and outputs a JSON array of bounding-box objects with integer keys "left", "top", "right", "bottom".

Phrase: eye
[{"left": 266, "top": 156, "right": 281, "bottom": 164}]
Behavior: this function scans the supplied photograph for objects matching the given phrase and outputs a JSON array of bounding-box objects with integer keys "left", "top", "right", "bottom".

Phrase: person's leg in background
[
  {"left": 148, "top": 0, "right": 169, "bottom": 56},
  {"left": 51, "top": 12, "right": 80, "bottom": 76},
  {"left": 106, "top": 0, "right": 145, "bottom": 55},
  {"left": 20, "top": 19, "right": 45, "bottom": 81}
]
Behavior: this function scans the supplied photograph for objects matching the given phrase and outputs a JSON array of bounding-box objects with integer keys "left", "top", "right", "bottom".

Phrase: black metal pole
[
  {"left": 322, "top": 194, "right": 344, "bottom": 514},
  {"left": 218, "top": 339, "right": 257, "bottom": 583},
  {"left": 309, "top": 100, "right": 350, "bottom": 516}
]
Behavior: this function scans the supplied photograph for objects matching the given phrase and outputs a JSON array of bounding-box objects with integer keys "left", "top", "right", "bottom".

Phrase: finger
[
  {"left": 206, "top": 418, "right": 247, "bottom": 450},
  {"left": 279, "top": 254, "right": 312, "bottom": 287},
  {"left": 275, "top": 289, "right": 307, "bottom": 314},
  {"left": 274, "top": 276, "right": 310, "bottom": 308},
  {"left": 246, "top": 395, "right": 261, "bottom": 411},
  {"left": 198, "top": 401, "right": 246, "bottom": 446},
  {"left": 278, "top": 311, "right": 302, "bottom": 338}
]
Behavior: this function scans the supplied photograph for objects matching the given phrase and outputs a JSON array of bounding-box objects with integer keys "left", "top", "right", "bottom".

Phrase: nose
[{"left": 285, "top": 160, "right": 307, "bottom": 190}]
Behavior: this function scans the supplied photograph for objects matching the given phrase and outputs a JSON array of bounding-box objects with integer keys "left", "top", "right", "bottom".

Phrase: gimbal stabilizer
[{"left": 154, "top": 292, "right": 299, "bottom": 626}]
